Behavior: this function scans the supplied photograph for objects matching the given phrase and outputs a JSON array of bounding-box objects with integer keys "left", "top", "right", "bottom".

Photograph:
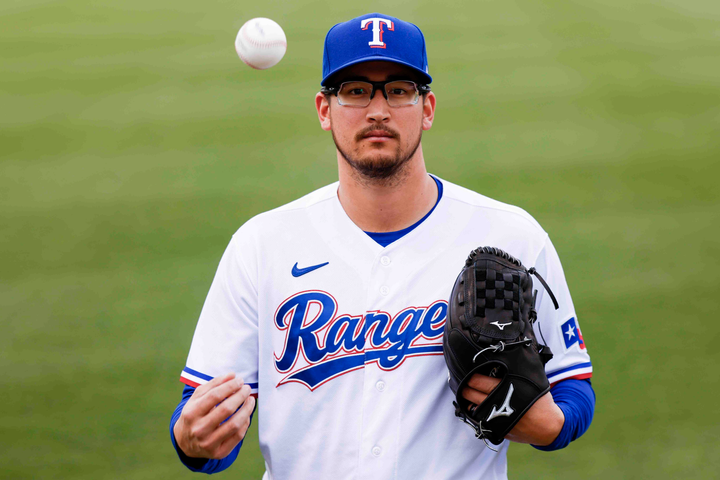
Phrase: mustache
[{"left": 355, "top": 125, "right": 400, "bottom": 141}]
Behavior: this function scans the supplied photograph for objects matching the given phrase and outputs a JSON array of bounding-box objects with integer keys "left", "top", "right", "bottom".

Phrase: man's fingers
[
  {"left": 466, "top": 374, "right": 501, "bottom": 394},
  {"left": 193, "top": 377, "right": 246, "bottom": 416},
  {"left": 237, "top": 393, "right": 256, "bottom": 420},
  {"left": 175, "top": 374, "right": 254, "bottom": 460},
  {"left": 462, "top": 374, "right": 502, "bottom": 409},
  {"left": 212, "top": 435, "right": 242, "bottom": 460},
  {"left": 203, "top": 395, "right": 256, "bottom": 456},
  {"left": 212, "top": 402, "right": 254, "bottom": 460},
  {"left": 461, "top": 386, "right": 488, "bottom": 406},
  {"left": 189, "top": 384, "right": 251, "bottom": 441},
  {"left": 202, "top": 384, "right": 252, "bottom": 430},
  {"left": 193, "top": 372, "right": 237, "bottom": 398}
]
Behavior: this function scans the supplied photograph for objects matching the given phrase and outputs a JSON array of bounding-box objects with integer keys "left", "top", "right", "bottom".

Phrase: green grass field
[{"left": 2, "top": 0, "right": 719, "bottom": 478}]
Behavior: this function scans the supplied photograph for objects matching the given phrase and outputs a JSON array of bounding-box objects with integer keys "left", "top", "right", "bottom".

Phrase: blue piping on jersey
[
  {"left": 364, "top": 175, "right": 443, "bottom": 247},
  {"left": 546, "top": 362, "right": 592, "bottom": 378},
  {"left": 182, "top": 366, "right": 213, "bottom": 381}
]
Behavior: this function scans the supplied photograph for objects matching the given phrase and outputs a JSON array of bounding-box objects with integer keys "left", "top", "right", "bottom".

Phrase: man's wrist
[
  {"left": 534, "top": 402, "right": 565, "bottom": 446},
  {"left": 505, "top": 397, "right": 565, "bottom": 445}
]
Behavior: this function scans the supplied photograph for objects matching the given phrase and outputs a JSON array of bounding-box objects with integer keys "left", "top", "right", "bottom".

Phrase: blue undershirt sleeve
[
  {"left": 170, "top": 384, "right": 252, "bottom": 473},
  {"left": 532, "top": 378, "right": 595, "bottom": 451}
]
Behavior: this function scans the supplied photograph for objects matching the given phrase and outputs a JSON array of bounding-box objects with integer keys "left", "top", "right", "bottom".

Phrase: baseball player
[{"left": 170, "top": 13, "right": 595, "bottom": 479}]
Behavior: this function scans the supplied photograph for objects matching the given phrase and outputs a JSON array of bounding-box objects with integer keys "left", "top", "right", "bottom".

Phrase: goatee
[{"left": 332, "top": 124, "right": 422, "bottom": 185}]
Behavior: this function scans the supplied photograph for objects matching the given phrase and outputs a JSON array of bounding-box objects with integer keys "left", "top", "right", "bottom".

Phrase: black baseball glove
[{"left": 443, "top": 246, "right": 558, "bottom": 447}]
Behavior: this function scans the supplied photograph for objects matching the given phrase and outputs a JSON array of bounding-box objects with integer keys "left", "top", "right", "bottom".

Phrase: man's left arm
[
  {"left": 461, "top": 376, "right": 595, "bottom": 447},
  {"left": 461, "top": 236, "right": 595, "bottom": 448},
  {"left": 533, "top": 378, "right": 595, "bottom": 450}
]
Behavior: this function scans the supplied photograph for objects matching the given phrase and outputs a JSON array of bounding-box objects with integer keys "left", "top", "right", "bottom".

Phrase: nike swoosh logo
[{"left": 291, "top": 262, "right": 329, "bottom": 277}]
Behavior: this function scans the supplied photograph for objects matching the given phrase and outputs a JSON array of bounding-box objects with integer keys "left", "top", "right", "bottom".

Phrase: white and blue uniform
[{"left": 175, "top": 176, "right": 593, "bottom": 479}]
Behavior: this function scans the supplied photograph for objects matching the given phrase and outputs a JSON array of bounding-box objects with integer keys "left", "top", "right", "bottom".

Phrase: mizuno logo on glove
[
  {"left": 490, "top": 321, "right": 511, "bottom": 330},
  {"left": 486, "top": 383, "right": 515, "bottom": 422}
]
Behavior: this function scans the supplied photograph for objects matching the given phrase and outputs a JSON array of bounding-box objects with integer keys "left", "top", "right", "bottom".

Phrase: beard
[{"left": 332, "top": 123, "right": 422, "bottom": 184}]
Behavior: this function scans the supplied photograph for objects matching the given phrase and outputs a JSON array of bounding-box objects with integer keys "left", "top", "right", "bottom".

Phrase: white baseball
[{"left": 235, "top": 18, "right": 287, "bottom": 70}]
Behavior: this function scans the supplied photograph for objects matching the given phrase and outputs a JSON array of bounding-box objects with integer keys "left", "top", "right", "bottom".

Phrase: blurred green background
[{"left": 1, "top": 0, "right": 719, "bottom": 478}]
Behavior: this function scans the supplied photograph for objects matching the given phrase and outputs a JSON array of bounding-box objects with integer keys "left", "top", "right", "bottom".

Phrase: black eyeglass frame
[{"left": 321, "top": 80, "right": 432, "bottom": 107}]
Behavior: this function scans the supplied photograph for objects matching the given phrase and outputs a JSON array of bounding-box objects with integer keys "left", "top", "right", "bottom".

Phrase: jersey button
[
  {"left": 376, "top": 381, "right": 386, "bottom": 392},
  {"left": 380, "top": 285, "right": 390, "bottom": 296},
  {"left": 371, "top": 446, "right": 382, "bottom": 457},
  {"left": 380, "top": 256, "right": 391, "bottom": 266}
]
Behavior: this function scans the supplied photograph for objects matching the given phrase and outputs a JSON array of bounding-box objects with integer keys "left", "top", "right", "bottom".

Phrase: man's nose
[{"left": 366, "top": 88, "right": 391, "bottom": 123}]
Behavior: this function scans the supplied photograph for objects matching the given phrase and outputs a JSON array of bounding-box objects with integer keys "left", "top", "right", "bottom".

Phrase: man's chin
[
  {"left": 355, "top": 152, "right": 398, "bottom": 166},
  {"left": 354, "top": 144, "right": 404, "bottom": 163},
  {"left": 343, "top": 155, "right": 407, "bottom": 180},
  {"left": 332, "top": 130, "right": 421, "bottom": 183}
]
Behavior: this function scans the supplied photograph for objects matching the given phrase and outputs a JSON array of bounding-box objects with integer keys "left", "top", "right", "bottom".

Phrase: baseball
[{"left": 235, "top": 18, "right": 287, "bottom": 70}]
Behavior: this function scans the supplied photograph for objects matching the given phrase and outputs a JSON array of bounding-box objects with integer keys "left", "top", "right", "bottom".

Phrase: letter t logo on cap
[{"left": 360, "top": 18, "right": 394, "bottom": 48}]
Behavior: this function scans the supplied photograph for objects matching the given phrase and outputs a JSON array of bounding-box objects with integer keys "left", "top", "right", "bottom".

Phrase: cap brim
[{"left": 321, "top": 56, "right": 432, "bottom": 86}]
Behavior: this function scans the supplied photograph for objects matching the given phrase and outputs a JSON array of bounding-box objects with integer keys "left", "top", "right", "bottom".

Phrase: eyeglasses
[{"left": 321, "top": 80, "right": 431, "bottom": 107}]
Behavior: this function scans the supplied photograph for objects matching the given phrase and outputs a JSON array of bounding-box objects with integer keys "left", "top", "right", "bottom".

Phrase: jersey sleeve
[
  {"left": 179, "top": 225, "right": 260, "bottom": 396},
  {"left": 533, "top": 237, "right": 592, "bottom": 385}
]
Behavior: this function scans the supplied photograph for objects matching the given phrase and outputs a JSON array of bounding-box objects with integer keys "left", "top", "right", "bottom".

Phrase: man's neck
[{"left": 336, "top": 146, "right": 438, "bottom": 233}]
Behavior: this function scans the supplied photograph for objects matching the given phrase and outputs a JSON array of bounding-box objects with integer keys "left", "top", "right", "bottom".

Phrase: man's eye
[
  {"left": 388, "top": 88, "right": 409, "bottom": 96},
  {"left": 348, "top": 88, "right": 367, "bottom": 95}
]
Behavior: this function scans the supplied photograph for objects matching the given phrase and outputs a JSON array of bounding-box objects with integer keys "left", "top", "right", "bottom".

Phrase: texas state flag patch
[{"left": 561, "top": 317, "right": 586, "bottom": 351}]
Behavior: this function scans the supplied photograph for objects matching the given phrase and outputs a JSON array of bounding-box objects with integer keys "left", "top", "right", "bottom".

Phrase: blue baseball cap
[{"left": 321, "top": 13, "right": 432, "bottom": 86}]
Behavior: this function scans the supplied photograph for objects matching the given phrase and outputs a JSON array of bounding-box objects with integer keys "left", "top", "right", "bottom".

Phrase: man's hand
[
  {"left": 173, "top": 373, "right": 256, "bottom": 460},
  {"left": 461, "top": 374, "right": 564, "bottom": 446}
]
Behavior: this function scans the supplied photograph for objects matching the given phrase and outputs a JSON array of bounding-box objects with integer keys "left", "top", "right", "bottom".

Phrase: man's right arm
[{"left": 170, "top": 373, "right": 256, "bottom": 473}]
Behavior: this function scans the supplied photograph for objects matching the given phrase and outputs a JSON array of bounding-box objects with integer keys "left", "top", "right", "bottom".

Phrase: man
[{"left": 170, "top": 13, "right": 594, "bottom": 479}]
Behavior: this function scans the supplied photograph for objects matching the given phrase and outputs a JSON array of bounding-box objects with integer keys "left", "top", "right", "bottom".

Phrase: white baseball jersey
[{"left": 179, "top": 176, "right": 592, "bottom": 480}]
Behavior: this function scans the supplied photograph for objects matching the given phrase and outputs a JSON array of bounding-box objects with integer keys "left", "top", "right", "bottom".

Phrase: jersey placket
[{"left": 357, "top": 251, "right": 400, "bottom": 480}]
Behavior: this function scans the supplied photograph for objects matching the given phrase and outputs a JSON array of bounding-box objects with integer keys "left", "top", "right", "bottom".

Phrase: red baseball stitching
[
  {"left": 236, "top": 47, "right": 263, "bottom": 70},
  {"left": 241, "top": 24, "right": 287, "bottom": 49}
]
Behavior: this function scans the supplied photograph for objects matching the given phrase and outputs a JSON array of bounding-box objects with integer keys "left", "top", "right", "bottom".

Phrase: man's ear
[
  {"left": 315, "top": 92, "right": 332, "bottom": 131},
  {"left": 422, "top": 91, "right": 436, "bottom": 131}
]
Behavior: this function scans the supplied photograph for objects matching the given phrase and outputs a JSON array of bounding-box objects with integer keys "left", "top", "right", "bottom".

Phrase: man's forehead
[{"left": 333, "top": 61, "right": 420, "bottom": 83}]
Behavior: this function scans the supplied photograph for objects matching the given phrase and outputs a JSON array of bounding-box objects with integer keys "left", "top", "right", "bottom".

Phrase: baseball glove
[{"left": 443, "top": 246, "right": 558, "bottom": 448}]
